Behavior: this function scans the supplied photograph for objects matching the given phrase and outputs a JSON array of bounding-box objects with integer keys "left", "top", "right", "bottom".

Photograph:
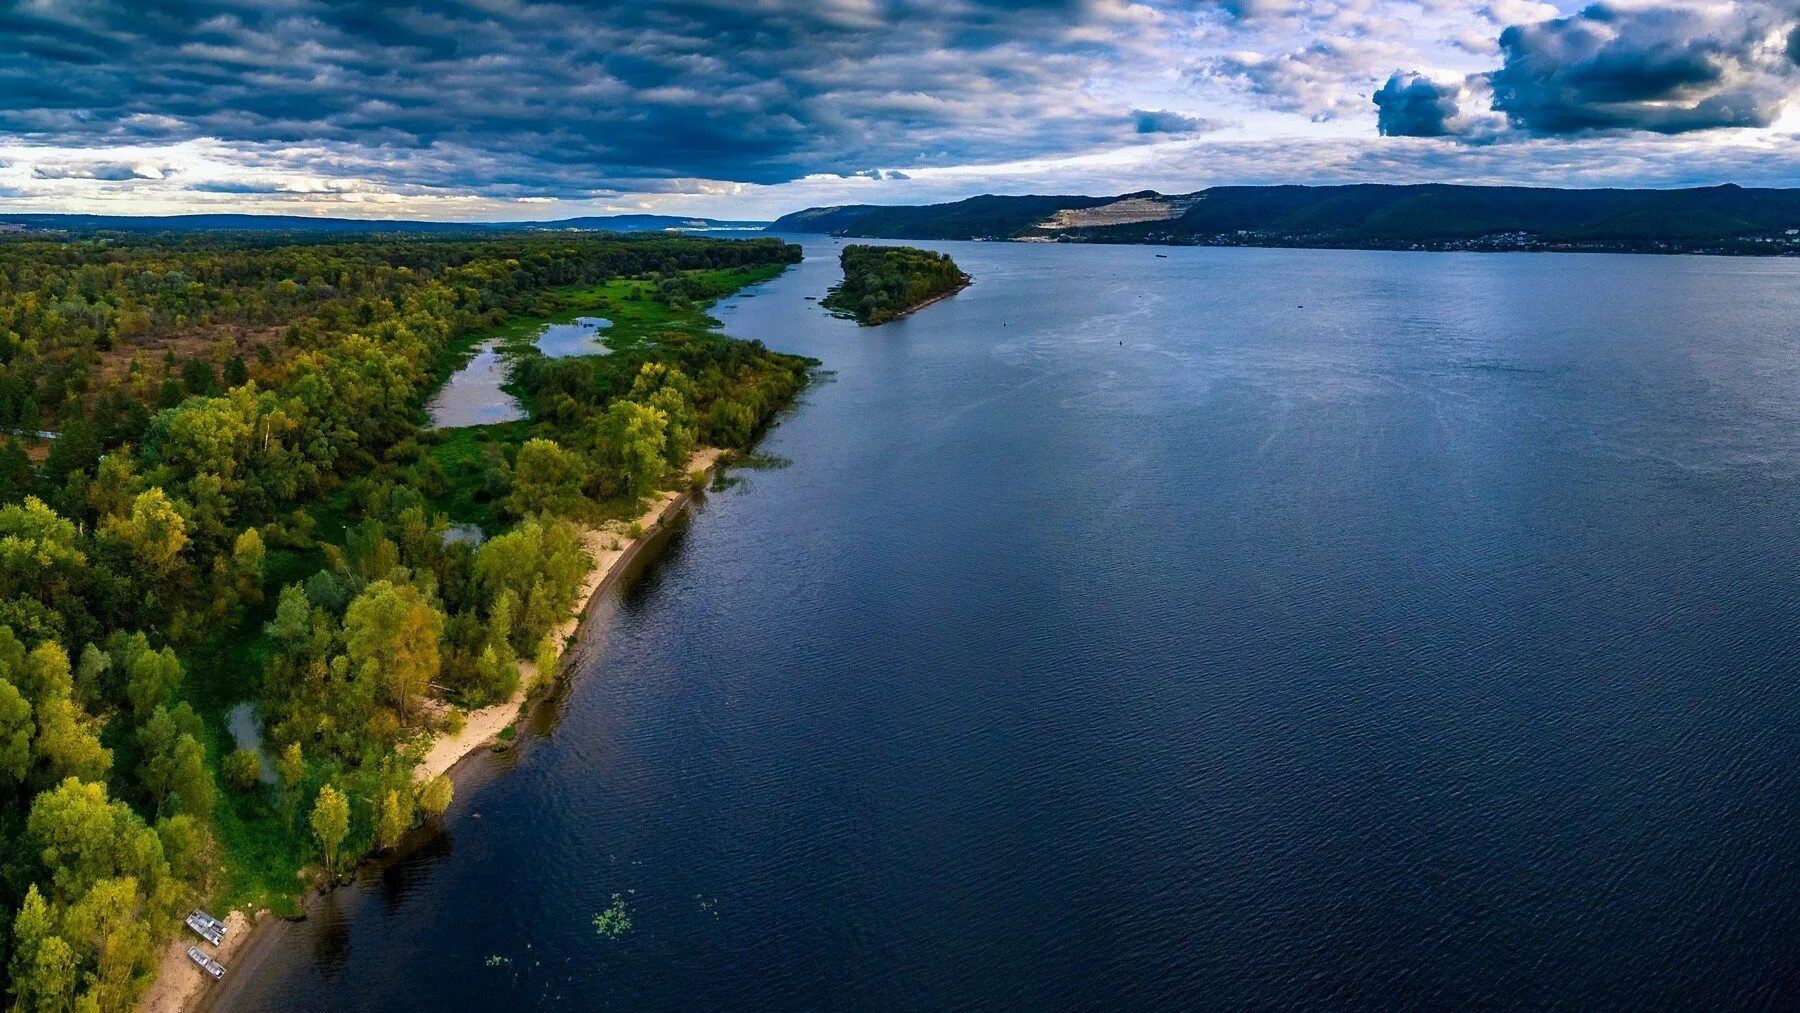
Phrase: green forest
[
  {"left": 819, "top": 245, "right": 969, "bottom": 325},
  {"left": 0, "top": 230, "right": 809, "bottom": 1010}
]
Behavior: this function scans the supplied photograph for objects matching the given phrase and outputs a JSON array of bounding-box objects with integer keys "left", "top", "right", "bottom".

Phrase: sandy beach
[
  {"left": 413, "top": 445, "right": 722, "bottom": 783},
  {"left": 140, "top": 446, "right": 724, "bottom": 1013}
]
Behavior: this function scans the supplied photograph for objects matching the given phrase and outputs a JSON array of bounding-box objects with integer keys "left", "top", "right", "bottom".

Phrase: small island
[{"left": 821, "top": 244, "right": 971, "bottom": 325}]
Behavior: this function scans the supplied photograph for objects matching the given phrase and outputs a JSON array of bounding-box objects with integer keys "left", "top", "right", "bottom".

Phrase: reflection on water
[
  {"left": 426, "top": 318, "right": 614, "bottom": 429},
  {"left": 424, "top": 340, "right": 525, "bottom": 429},
  {"left": 534, "top": 316, "right": 611, "bottom": 359},
  {"left": 224, "top": 701, "right": 276, "bottom": 783}
]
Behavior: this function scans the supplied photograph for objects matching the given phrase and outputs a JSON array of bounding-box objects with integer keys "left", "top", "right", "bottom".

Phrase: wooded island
[{"left": 821, "top": 244, "right": 970, "bottom": 325}]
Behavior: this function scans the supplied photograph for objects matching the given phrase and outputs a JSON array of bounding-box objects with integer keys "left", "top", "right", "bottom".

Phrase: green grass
[
  {"left": 424, "top": 420, "right": 530, "bottom": 531},
  {"left": 211, "top": 789, "right": 307, "bottom": 916},
  {"left": 497, "top": 263, "right": 788, "bottom": 357}
]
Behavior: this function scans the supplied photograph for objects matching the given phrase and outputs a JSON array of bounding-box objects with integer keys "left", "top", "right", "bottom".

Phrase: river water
[{"left": 227, "top": 239, "right": 1800, "bottom": 1009}]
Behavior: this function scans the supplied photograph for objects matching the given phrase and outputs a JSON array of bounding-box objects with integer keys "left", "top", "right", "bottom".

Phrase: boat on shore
[
  {"left": 186, "top": 910, "right": 226, "bottom": 946},
  {"left": 186, "top": 946, "right": 226, "bottom": 980}
]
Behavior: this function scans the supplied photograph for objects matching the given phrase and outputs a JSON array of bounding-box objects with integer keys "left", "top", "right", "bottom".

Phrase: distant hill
[
  {"left": 768, "top": 184, "right": 1800, "bottom": 255},
  {"left": 0, "top": 212, "right": 769, "bottom": 234}
]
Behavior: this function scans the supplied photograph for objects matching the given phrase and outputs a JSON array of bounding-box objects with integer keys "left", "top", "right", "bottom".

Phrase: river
[{"left": 223, "top": 239, "right": 1800, "bottom": 1009}]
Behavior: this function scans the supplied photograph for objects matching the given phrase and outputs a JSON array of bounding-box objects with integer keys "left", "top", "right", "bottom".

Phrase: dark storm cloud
[
  {"left": 1372, "top": 72, "right": 1461, "bottom": 137},
  {"left": 0, "top": 0, "right": 1181, "bottom": 196},
  {"left": 31, "top": 162, "right": 168, "bottom": 181},
  {"left": 1489, "top": 3, "right": 1797, "bottom": 135},
  {"left": 1131, "top": 109, "right": 1215, "bottom": 134}
]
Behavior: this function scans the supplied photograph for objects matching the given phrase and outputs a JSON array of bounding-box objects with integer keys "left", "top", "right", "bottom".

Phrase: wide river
[{"left": 227, "top": 239, "right": 1800, "bottom": 1009}]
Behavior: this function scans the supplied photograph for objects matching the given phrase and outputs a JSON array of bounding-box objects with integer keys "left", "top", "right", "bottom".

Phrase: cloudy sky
[{"left": 3, "top": 0, "right": 1799, "bottom": 220}]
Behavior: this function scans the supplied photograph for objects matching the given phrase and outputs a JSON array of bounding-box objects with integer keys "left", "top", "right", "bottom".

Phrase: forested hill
[
  {"left": 821, "top": 245, "right": 970, "bottom": 325},
  {"left": 768, "top": 184, "right": 1800, "bottom": 254},
  {"left": 0, "top": 212, "right": 768, "bottom": 234}
]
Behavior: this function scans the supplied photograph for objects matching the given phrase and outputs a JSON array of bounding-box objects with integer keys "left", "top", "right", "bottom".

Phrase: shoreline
[
  {"left": 413, "top": 445, "right": 721, "bottom": 783},
  {"left": 864, "top": 275, "right": 970, "bottom": 325},
  {"left": 143, "top": 446, "right": 726, "bottom": 1013}
]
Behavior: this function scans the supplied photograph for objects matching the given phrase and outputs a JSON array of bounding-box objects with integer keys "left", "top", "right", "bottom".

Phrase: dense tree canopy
[
  {"left": 820, "top": 245, "right": 968, "bottom": 325},
  {"left": 0, "top": 230, "right": 812, "bottom": 1011}
]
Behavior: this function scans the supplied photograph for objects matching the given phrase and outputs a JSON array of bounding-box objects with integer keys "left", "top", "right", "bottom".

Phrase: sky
[{"left": 2, "top": 0, "right": 1800, "bottom": 220}]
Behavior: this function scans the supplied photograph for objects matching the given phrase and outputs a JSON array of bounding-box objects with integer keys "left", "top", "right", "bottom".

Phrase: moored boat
[
  {"left": 185, "top": 911, "right": 225, "bottom": 946},
  {"left": 186, "top": 946, "right": 226, "bottom": 980}
]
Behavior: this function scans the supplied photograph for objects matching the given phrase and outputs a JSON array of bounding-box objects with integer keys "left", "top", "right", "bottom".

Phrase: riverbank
[
  {"left": 877, "top": 276, "right": 970, "bottom": 323},
  {"left": 141, "top": 446, "right": 725, "bottom": 1013},
  {"left": 414, "top": 445, "right": 722, "bottom": 783}
]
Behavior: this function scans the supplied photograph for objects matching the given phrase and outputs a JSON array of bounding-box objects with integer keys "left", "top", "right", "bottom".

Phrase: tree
[
  {"left": 100, "top": 487, "right": 189, "bottom": 576},
  {"left": 62, "top": 875, "right": 154, "bottom": 1011},
  {"left": 180, "top": 358, "right": 216, "bottom": 394},
  {"left": 596, "top": 399, "right": 667, "bottom": 497},
  {"left": 532, "top": 636, "right": 560, "bottom": 687},
  {"left": 124, "top": 645, "right": 182, "bottom": 718},
  {"left": 137, "top": 703, "right": 213, "bottom": 817},
  {"left": 38, "top": 416, "right": 97, "bottom": 498},
  {"left": 223, "top": 747, "right": 262, "bottom": 792},
  {"left": 342, "top": 580, "right": 444, "bottom": 725},
  {"left": 277, "top": 741, "right": 305, "bottom": 823},
  {"left": 630, "top": 363, "right": 698, "bottom": 467},
  {"left": 9, "top": 885, "right": 76, "bottom": 1013},
  {"left": 26, "top": 777, "right": 165, "bottom": 900},
  {"left": 85, "top": 453, "right": 141, "bottom": 522},
  {"left": 265, "top": 584, "right": 312, "bottom": 648},
  {"left": 310, "top": 784, "right": 350, "bottom": 877},
  {"left": 505, "top": 438, "right": 585, "bottom": 517},
  {"left": 0, "top": 674, "right": 32, "bottom": 787},
  {"left": 156, "top": 812, "right": 207, "bottom": 884},
  {"left": 376, "top": 789, "right": 409, "bottom": 850},
  {"left": 231, "top": 526, "right": 266, "bottom": 600},
  {"left": 418, "top": 774, "right": 453, "bottom": 818},
  {"left": 32, "top": 691, "right": 111, "bottom": 787},
  {"left": 74, "top": 643, "right": 110, "bottom": 710},
  {"left": 0, "top": 437, "right": 34, "bottom": 505}
]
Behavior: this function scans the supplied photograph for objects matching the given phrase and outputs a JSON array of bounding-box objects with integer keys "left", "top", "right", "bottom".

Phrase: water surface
[
  {"left": 231, "top": 240, "right": 1800, "bottom": 1009},
  {"left": 534, "top": 316, "right": 611, "bottom": 359},
  {"left": 424, "top": 340, "right": 524, "bottom": 428},
  {"left": 426, "top": 317, "right": 613, "bottom": 427}
]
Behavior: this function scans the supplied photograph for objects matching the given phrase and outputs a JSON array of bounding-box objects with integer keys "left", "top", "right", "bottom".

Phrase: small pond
[
  {"left": 533, "top": 316, "right": 612, "bottom": 359},
  {"left": 224, "top": 701, "right": 278, "bottom": 784},
  {"left": 426, "top": 317, "right": 613, "bottom": 429},
  {"left": 424, "top": 340, "right": 527, "bottom": 429}
]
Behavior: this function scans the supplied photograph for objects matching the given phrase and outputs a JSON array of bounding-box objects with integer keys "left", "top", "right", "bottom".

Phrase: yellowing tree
[
  {"left": 376, "top": 789, "right": 410, "bottom": 850},
  {"left": 101, "top": 488, "right": 189, "bottom": 575},
  {"left": 506, "top": 438, "right": 586, "bottom": 518},
  {"left": 343, "top": 580, "right": 444, "bottom": 725},
  {"left": 310, "top": 784, "right": 350, "bottom": 878},
  {"left": 418, "top": 775, "right": 453, "bottom": 819}
]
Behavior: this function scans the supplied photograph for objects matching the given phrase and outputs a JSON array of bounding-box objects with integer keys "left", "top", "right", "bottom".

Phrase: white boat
[
  {"left": 189, "top": 909, "right": 227, "bottom": 934},
  {"left": 186, "top": 946, "right": 225, "bottom": 980},
  {"left": 184, "top": 912, "right": 224, "bottom": 946}
]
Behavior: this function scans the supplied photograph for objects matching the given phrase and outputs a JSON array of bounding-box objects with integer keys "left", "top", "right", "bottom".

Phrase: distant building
[{"left": 0, "top": 223, "right": 23, "bottom": 233}]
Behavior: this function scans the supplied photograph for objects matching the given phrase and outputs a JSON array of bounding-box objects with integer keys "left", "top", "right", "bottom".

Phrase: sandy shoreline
[
  {"left": 413, "top": 445, "right": 720, "bottom": 782},
  {"left": 140, "top": 447, "right": 724, "bottom": 1013}
]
